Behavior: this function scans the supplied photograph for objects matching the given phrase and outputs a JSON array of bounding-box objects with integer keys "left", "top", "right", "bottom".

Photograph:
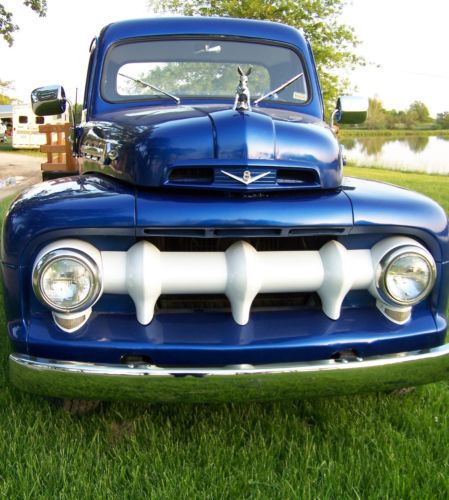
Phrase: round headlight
[
  {"left": 32, "top": 249, "right": 102, "bottom": 312},
  {"left": 378, "top": 246, "right": 436, "bottom": 306}
]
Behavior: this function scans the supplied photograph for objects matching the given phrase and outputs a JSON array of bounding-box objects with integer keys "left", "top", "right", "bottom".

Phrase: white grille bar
[{"left": 101, "top": 240, "right": 374, "bottom": 325}]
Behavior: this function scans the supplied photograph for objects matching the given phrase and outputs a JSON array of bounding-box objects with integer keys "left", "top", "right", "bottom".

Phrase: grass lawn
[
  {"left": 0, "top": 140, "right": 45, "bottom": 158},
  {"left": 346, "top": 165, "right": 449, "bottom": 213},
  {"left": 1, "top": 168, "right": 449, "bottom": 498}
]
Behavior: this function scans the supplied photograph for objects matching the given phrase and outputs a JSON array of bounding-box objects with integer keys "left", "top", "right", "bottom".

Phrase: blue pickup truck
[{"left": 3, "top": 17, "right": 449, "bottom": 405}]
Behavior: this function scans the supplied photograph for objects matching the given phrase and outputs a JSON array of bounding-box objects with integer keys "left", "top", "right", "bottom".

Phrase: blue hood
[{"left": 79, "top": 104, "right": 342, "bottom": 191}]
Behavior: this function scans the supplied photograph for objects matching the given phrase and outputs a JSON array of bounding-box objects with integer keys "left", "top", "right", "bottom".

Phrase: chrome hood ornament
[
  {"left": 234, "top": 66, "right": 252, "bottom": 112},
  {"left": 221, "top": 169, "right": 271, "bottom": 185}
]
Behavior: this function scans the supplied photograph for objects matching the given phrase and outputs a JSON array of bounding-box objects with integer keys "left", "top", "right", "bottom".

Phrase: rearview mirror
[
  {"left": 333, "top": 96, "right": 368, "bottom": 125},
  {"left": 31, "top": 85, "right": 66, "bottom": 116}
]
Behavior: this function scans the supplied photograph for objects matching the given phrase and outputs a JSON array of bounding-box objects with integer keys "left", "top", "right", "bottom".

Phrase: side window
[
  {"left": 19, "top": 116, "right": 28, "bottom": 124},
  {"left": 83, "top": 37, "right": 97, "bottom": 110},
  {"left": 35, "top": 117, "right": 45, "bottom": 124}
]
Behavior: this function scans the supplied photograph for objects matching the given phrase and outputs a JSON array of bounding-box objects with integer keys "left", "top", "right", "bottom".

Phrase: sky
[{"left": 0, "top": 0, "right": 448, "bottom": 116}]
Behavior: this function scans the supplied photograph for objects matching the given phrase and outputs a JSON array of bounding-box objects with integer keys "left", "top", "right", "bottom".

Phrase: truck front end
[{"left": 4, "top": 17, "right": 449, "bottom": 403}]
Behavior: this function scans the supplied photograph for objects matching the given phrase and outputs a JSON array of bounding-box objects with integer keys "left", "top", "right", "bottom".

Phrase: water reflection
[
  {"left": 340, "top": 134, "right": 449, "bottom": 174},
  {"left": 407, "top": 136, "right": 429, "bottom": 153}
]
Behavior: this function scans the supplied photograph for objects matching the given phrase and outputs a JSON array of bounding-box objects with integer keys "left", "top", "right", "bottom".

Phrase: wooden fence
[{"left": 39, "top": 123, "right": 78, "bottom": 174}]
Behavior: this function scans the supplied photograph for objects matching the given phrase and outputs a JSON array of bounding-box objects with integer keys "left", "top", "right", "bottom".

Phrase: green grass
[
  {"left": 346, "top": 165, "right": 449, "bottom": 213},
  {"left": 0, "top": 140, "right": 45, "bottom": 157},
  {"left": 1, "top": 169, "right": 449, "bottom": 498},
  {"left": 340, "top": 128, "right": 449, "bottom": 137}
]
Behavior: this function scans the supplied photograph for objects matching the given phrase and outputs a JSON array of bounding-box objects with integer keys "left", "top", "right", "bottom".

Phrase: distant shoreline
[{"left": 339, "top": 129, "right": 449, "bottom": 137}]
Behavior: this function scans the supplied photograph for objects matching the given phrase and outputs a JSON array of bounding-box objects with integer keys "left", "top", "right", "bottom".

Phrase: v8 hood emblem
[{"left": 221, "top": 169, "right": 271, "bottom": 185}]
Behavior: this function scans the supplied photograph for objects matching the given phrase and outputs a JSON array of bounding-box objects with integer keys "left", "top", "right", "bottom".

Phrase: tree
[
  {"left": 0, "top": 78, "right": 12, "bottom": 104},
  {"left": 436, "top": 112, "right": 449, "bottom": 130},
  {"left": 149, "top": 0, "right": 362, "bottom": 115},
  {"left": 406, "top": 101, "right": 431, "bottom": 124},
  {"left": 0, "top": 0, "right": 47, "bottom": 46},
  {"left": 364, "top": 97, "right": 387, "bottom": 129}
]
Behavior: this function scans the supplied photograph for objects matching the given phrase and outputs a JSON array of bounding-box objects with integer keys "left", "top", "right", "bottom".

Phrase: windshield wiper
[
  {"left": 118, "top": 72, "right": 181, "bottom": 105},
  {"left": 254, "top": 72, "right": 304, "bottom": 105}
]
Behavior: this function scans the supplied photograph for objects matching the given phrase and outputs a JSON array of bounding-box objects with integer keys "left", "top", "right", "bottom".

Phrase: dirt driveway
[{"left": 0, "top": 153, "right": 43, "bottom": 201}]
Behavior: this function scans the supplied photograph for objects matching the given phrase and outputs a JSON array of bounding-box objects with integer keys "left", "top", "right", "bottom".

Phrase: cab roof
[{"left": 99, "top": 16, "right": 309, "bottom": 52}]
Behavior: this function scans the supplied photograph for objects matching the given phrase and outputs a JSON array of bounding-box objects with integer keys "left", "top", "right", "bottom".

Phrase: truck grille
[
  {"left": 140, "top": 235, "right": 331, "bottom": 252},
  {"left": 97, "top": 238, "right": 376, "bottom": 326},
  {"left": 34, "top": 236, "right": 428, "bottom": 332},
  {"left": 166, "top": 166, "right": 320, "bottom": 189},
  {"left": 156, "top": 292, "right": 320, "bottom": 313},
  {"left": 139, "top": 231, "right": 347, "bottom": 247}
]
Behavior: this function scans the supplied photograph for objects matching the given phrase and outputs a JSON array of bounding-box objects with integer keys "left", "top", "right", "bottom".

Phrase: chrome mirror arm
[{"left": 330, "top": 109, "right": 338, "bottom": 128}]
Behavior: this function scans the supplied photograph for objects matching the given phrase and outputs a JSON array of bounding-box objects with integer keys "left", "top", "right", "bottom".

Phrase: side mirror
[
  {"left": 31, "top": 85, "right": 66, "bottom": 116},
  {"left": 333, "top": 96, "right": 368, "bottom": 125}
]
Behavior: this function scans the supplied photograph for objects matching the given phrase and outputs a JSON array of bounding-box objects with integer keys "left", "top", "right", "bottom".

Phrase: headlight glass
[
  {"left": 33, "top": 250, "right": 101, "bottom": 312},
  {"left": 380, "top": 247, "right": 436, "bottom": 305},
  {"left": 42, "top": 258, "right": 94, "bottom": 309}
]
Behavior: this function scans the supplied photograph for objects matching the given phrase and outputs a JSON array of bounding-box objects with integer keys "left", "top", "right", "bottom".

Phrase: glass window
[
  {"left": 35, "top": 116, "right": 45, "bottom": 124},
  {"left": 19, "top": 116, "right": 28, "bottom": 124},
  {"left": 102, "top": 38, "right": 308, "bottom": 105}
]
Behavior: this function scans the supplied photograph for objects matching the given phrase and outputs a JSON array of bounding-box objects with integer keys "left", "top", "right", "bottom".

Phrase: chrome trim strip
[{"left": 9, "top": 345, "right": 449, "bottom": 403}]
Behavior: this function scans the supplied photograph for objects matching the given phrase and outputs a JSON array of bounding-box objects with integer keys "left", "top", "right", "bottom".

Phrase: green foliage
[
  {"left": 407, "top": 100, "right": 431, "bottom": 124},
  {"left": 149, "top": 0, "right": 362, "bottom": 116},
  {"left": 124, "top": 61, "right": 269, "bottom": 99},
  {"left": 0, "top": 78, "right": 12, "bottom": 104},
  {"left": 341, "top": 129, "right": 449, "bottom": 138},
  {"left": 353, "top": 97, "right": 436, "bottom": 130},
  {"left": 364, "top": 97, "right": 387, "bottom": 129},
  {"left": 436, "top": 111, "right": 449, "bottom": 129},
  {"left": 0, "top": 0, "right": 46, "bottom": 46}
]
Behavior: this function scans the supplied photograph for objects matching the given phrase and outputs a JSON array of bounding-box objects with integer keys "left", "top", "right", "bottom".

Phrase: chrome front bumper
[{"left": 9, "top": 345, "right": 449, "bottom": 403}]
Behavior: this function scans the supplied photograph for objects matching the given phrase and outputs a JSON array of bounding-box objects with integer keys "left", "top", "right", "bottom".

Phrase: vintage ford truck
[{"left": 3, "top": 17, "right": 449, "bottom": 404}]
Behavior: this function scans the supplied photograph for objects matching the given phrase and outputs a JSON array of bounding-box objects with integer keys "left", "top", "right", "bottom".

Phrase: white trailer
[{"left": 12, "top": 104, "right": 69, "bottom": 149}]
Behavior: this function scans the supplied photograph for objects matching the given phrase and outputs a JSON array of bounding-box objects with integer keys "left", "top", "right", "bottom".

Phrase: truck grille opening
[
  {"left": 138, "top": 235, "right": 336, "bottom": 252},
  {"left": 168, "top": 167, "right": 214, "bottom": 184},
  {"left": 277, "top": 169, "right": 319, "bottom": 185},
  {"left": 156, "top": 292, "right": 321, "bottom": 313}
]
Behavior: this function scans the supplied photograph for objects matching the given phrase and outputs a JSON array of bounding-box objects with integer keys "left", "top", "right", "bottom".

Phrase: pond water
[{"left": 340, "top": 135, "right": 449, "bottom": 175}]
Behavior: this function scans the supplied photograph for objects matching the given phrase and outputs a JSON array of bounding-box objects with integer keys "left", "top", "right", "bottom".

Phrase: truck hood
[{"left": 79, "top": 104, "right": 342, "bottom": 191}]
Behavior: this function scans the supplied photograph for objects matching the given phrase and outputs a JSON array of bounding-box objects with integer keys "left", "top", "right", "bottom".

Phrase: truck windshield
[{"left": 101, "top": 38, "right": 308, "bottom": 105}]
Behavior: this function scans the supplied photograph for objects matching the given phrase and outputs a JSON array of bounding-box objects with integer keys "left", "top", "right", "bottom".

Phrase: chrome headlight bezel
[
  {"left": 32, "top": 248, "right": 102, "bottom": 313},
  {"left": 376, "top": 245, "right": 436, "bottom": 306}
]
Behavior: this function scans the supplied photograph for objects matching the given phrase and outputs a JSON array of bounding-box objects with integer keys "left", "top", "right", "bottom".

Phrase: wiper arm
[
  {"left": 254, "top": 72, "right": 304, "bottom": 105},
  {"left": 118, "top": 72, "right": 181, "bottom": 105}
]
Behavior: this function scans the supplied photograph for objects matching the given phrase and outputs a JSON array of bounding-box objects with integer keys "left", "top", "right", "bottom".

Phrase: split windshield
[{"left": 102, "top": 38, "right": 308, "bottom": 105}]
